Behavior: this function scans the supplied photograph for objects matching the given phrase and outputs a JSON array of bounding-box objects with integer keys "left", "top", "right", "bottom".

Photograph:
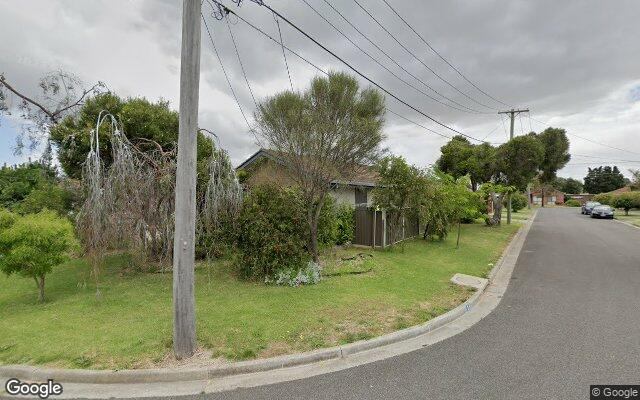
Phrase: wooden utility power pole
[
  {"left": 498, "top": 108, "right": 529, "bottom": 224},
  {"left": 173, "top": 0, "right": 201, "bottom": 359}
]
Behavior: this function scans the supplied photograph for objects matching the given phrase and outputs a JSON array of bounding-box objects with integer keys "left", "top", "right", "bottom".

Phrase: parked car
[
  {"left": 581, "top": 201, "right": 601, "bottom": 215},
  {"left": 590, "top": 205, "right": 614, "bottom": 219}
]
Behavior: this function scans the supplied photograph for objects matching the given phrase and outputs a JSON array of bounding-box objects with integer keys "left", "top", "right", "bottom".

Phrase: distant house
[
  {"left": 236, "top": 148, "right": 378, "bottom": 207},
  {"left": 603, "top": 185, "right": 635, "bottom": 195},
  {"left": 565, "top": 193, "right": 594, "bottom": 205},
  {"left": 530, "top": 188, "right": 565, "bottom": 205},
  {"left": 236, "top": 148, "right": 421, "bottom": 248}
]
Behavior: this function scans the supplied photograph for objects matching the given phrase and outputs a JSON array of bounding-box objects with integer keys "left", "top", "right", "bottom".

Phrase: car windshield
[
  {"left": 587, "top": 202, "right": 601, "bottom": 207},
  {"left": 597, "top": 206, "right": 612, "bottom": 210}
]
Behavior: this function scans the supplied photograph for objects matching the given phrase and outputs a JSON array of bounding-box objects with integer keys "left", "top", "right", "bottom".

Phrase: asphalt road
[{"left": 185, "top": 208, "right": 640, "bottom": 400}]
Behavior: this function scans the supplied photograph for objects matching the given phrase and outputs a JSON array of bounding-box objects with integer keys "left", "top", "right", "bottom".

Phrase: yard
[
  {"left": 615, "top": 209, "right": 640, "bottom": 227},
  {"left": 0, "top": 211, "right": 532, "bottom": 370}
]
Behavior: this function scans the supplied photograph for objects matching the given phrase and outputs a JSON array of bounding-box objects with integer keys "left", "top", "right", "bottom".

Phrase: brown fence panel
[{"left": 354, "top": 207, "right": 372, "bottom": 246}]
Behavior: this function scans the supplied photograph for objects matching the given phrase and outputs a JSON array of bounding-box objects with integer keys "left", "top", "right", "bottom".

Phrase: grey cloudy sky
[{"left": 1, "top": 0, "right": 639, "bottom": 179}]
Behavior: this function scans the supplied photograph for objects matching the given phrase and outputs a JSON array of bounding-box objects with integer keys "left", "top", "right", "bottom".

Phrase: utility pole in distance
[
  {"left": 173, "top": 0, "right": 201, "bottom": 359},
  {"left": 497, "top": 108, "right": 529, "bottom": 224}
]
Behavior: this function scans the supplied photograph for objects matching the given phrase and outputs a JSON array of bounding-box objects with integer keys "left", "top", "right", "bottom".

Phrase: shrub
[
  {"left": 503, "top": 192, "right": 528, "bottom": 213},
  {"left": 510, "top": 192, "right": 528, "bottom": 212},
  {"left": 317, "top": 196, "right": 339, "bottom": 247},
  {"left": 315, "top": 198, "right": 355, "bottom": 247},
  {"left": 235, "top": 185, "right": 309, "bottom": 281},
  {"left": 0, "top": 209, "right": 79, "bottom": 302},
  {"left": 267, "top": 261, "right": 322, "bottom": 286},
  {"left": 564, "top": 199, "right": 581, "bottom": 207},
  {"left": 460, "top": 191, "right": 485, "bottom": 223},
  {"left": 335, "top": 204, "right": 355, "bottom": 244},
  {"left": 593, "top": 193, "right": 613, "bottom": 206},
  {"left": 613, "top": 192, "right": 640, "bottom": 215}
]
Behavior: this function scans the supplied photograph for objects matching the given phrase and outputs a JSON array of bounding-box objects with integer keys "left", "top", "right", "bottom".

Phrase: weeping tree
[
  {"left": 76, "top": 113, "right": 177, "bottom": 294},
  {"left": 256, "top": 72, "right": 385, "bottom": 262},
  {"left": 75, "top": 113, "right": 239, "bottom": 294},
  {"left": 198, "top": 146, "right": 243, "bottom": 261}
]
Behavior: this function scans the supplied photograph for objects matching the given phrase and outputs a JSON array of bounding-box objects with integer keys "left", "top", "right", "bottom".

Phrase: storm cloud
[{"left": 1, "top": 0, "right": 639, "bottom": 179}]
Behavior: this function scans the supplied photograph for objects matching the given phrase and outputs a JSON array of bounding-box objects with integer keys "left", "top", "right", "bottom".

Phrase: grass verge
[
  {"left": 0, "top": 214, "right": 530, "bottom": 369},
  {"left": 615, "top": 209, "right": 640, "bottom": 227}
]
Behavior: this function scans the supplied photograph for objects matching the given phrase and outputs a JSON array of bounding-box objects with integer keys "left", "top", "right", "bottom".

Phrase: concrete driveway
[{"left": 190, "top": 208, "right": 640, "bottom": 400}]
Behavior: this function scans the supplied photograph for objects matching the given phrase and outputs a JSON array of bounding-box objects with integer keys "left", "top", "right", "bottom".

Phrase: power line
[
  {"left": 224, "top": 15, "right": 258, "bottom": 109},
  {"left": 201, "top": 13, "right": 253, "bottom": 131},
  {"left": 352, "top": 0, "right": 497, "bottom": 112},
  {"left": 273, "top": 13, "right": 294, "bottom": 91},
  {"left": 572, "top": 154, "right": 640, "bottom": 163},
  {"left": 482, "top": 121, "right": 502, "bottom": 141},
  {"left": 299, "top": 0, "right": 486, "bottom": 115},
  {"left": 380, "top": 0, "right": 511, "bottom": 108},
  {"left": 203, "top": 1, "right": 458, "bottom": 142},
  {"left": 530, "top": 115, "right": 640, "bottom": 157},
  {"left": 222, "top": 0, "right": 484, "bottom": 142},
  {"left": 320, "top": 0, "right": 489, "bottom": 115}
]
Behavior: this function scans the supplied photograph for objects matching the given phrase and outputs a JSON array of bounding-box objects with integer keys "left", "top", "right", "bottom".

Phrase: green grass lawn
[
  {"left": 615, "top": 209, "right": 640, "bottom": 227},
  {"left": 0, "top": 215, "right": 530, "bottom": 370}
]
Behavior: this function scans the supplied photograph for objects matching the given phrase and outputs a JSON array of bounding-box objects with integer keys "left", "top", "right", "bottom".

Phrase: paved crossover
[{"left": 179, "top": 208, "right": 640, "bottom": 400}]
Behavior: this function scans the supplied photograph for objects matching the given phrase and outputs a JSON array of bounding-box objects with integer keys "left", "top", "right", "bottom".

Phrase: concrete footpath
[{"left": 1, "top": 211, "right": 536, "bottom": 399}]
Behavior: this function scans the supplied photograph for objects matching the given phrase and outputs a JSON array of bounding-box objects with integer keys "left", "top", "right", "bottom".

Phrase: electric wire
[
  {"left": 353, "top": 0, "right": 497, "bottom": 111},
  {"left": 202, "top": 13, "right": 253, "bottom": 131},
  {"left": 203, "top": 1, "right": 457, "bottom": 141},
  {"left": 222, "top": 0, "right": 485, "bottom": 142},
  {"left": 380, "top": 0, "right": 511, "bottom": 108},
  {"left": 320, "top": 0, "right": 491, "bottom": 115},
  {"left": 225, "top": 15, "right": 259, "bottom": 109},
  {"left": 530, "top": 115, "right": 640, "bottom": 157},
  {"left": 273, "top": 13, "right": 294, "bottom": 91},
  {"left": 300, "top": 0, "right": 485, "bottom": 114}
]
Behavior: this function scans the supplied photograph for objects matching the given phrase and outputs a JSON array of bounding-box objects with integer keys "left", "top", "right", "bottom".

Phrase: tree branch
[{"left": 0, "top": 74, "right": 55, "bottom": 120}]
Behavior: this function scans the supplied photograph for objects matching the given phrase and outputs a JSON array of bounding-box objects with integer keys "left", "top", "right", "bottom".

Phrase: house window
[{"left": 355, "top": 189, "right": 368, "bottom": 206}]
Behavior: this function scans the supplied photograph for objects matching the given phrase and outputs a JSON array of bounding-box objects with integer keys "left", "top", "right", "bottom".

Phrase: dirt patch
[
  {"left": 135, "top": 347, "right": 230, "bottom": 369},
  {"left": 258, "top": 341, "right": 295, "bottom": 358}
]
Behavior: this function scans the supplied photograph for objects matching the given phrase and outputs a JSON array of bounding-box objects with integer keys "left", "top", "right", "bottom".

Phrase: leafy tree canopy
[
  {"left": 583, "top": 166, "right": 626, "bottom": 194},
  {"left": 436, "top": 137, "right": 495, "bottom": 190},
  {"left": 537, "top": 127, "right": 571, "bottom": 184},
  {"left": 49, "top": 92, "right": 213, "bottom": 178},
  {"left": 495, "top": 134, "right": 544, "bottom": 191}
]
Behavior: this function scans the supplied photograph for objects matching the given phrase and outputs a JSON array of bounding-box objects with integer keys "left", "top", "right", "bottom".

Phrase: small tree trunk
[
  {"left": 490, "top": 193, "right": 503, "bottom": 226},
  {"left": 423, "top": 222, "right": 430, "bottom": 240},
  {"left": 506, "top": 193, "right": 512, "bottom": 225},
  {"left": 527, "top": 185, "right": 531, "bottom": 210},
  {"left": 456, "top": 221, "right": 461, "bottom": 248},
  {"left": 309, "top": 199, "right": 324, "bottom": 263},
  {"left": 36, "top": 276, "right": 45, "bottom": 303},
  {"left": 541, "top": 187, "right": 545, "bottom": 207},
  {"left": 625, "top": 209, "right": 629, "bottom": 216}
]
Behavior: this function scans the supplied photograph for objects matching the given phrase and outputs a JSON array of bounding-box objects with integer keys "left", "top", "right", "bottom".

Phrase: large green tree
[
  {"left": 49, "top": 93, "right": 213, "bottom": 179},
  {"left": 537, "top": 127, "right": 571, "bottom": 206},
  {"left": 436, "top": 137, "right": 495, "bottom": 190},
  {"left": 583, "top": 166, "right": 626, "bottom": 194},
  {"left": 495, "top": 134, "right": 544, "bottom": 223},
  {"left": 553, "top": 177, "right": 583, "bottom": 194},
  {"left": 256, "top": 72, "right": 385, "bottom": 262}
]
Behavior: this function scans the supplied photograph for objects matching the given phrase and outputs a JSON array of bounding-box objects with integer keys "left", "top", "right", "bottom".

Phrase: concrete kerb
[{"left": 0, "top": 211, "right": 537, "bottom": 385}]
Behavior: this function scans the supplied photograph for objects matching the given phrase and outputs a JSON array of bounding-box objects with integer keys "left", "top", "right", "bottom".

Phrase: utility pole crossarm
[{"left": 497, "top": 108, "right": 529, "bottom": 115}]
